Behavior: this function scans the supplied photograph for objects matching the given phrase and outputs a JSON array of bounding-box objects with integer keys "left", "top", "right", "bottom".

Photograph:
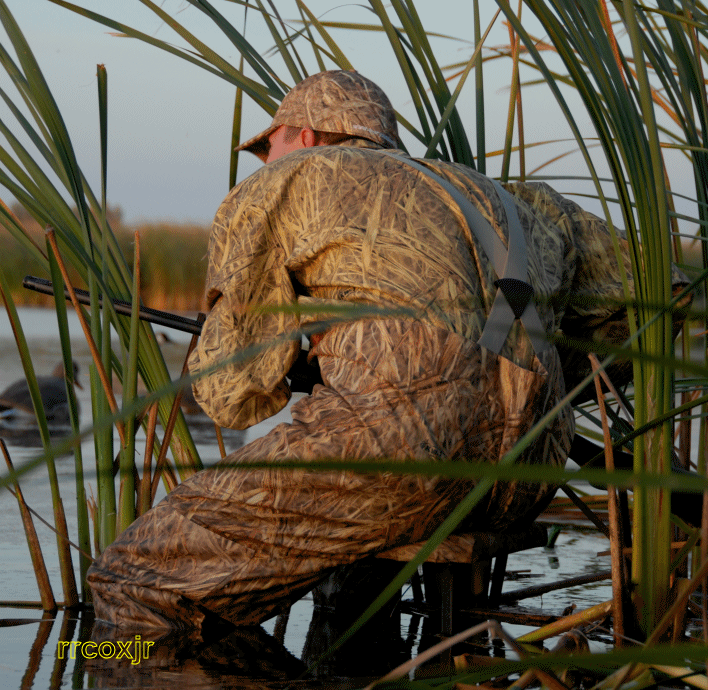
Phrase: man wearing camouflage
[{"left": 87, "top": 70, "right": 686, "bottom": 630}]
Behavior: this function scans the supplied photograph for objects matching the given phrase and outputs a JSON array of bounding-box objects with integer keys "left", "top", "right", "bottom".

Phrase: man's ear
[{"left": 301, "top": 127, "right": 317, "bottom": 148}]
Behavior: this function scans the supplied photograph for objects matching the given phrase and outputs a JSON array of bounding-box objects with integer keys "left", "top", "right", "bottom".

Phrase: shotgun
[
  {"left": 23, "top": 275, "right": 203, "bottom": 335},
  {"left": 22, "top": 275, "right": 323, "bottom": 393}
]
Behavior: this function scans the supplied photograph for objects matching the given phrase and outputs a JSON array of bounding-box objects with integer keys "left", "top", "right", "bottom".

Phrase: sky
[
  {"left": 0, "top": 1, "right": 586, "bottom": 226},
  {"left": 1, "top": 1, "right": 691, "bottom": 232}
]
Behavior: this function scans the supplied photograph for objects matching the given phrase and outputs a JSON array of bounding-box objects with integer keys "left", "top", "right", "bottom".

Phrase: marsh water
[{"left": 0, "top": 307, "right": 622, "bottom": 688}]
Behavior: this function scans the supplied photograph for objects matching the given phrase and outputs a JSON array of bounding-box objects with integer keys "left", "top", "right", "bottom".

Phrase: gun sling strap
[{"left": 381, "top": 151, "right": 549, "bottom": 356}]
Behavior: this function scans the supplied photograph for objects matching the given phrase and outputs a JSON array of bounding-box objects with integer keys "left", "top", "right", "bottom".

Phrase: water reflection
[
  {"left": 85, "top": 617, "right": 307, "bottom": 689},
  {"left": 14, "top": 605, "right": 420, "bottom": 689}
]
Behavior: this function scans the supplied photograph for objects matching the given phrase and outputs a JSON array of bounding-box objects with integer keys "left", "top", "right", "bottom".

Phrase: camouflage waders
[{"left": 87, "top": 319, "right": 572, "bottom": 629}]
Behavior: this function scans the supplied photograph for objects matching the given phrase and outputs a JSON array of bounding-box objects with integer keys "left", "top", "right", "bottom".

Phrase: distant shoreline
[{"left": 2, "top": 208, "right": 210, "bottom": 314}]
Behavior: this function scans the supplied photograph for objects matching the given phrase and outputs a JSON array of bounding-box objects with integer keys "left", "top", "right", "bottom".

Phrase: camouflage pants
[{"left": 87, "top": 319, "right": 572, "bottom": 629}]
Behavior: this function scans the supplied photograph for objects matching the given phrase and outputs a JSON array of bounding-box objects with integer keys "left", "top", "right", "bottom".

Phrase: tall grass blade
[
  {"left": 230, "top": 54, "right": 245, "bottom": 191},
  {"left": 387, "top": 0, "right": 473, "bottom": 164},
  {"left": 0, "top": 0, "right": 204, "bottom": 545},
  {"left": 177, "top": 0, "right": 288, "bottom": 94},
  {"left": 365, "top": 0, "right": 435, "bottom": 148},
  {"left": 47, "top": 242, "right": 91, "bottom": 596},
  {"left": 0, "top": 265, "right": 78, "bottom": 606},
  {"left": 296, "top": 2, "right": 326, "bottom": 71},
  {"left": 295, "top": 1, "right": 354, "bottom": 70},
  {"left": 501, "top": 5, "right": 522, "bottom": 182},
  {"left": 253, "top": 0, "right": 302, "bottom": 83},
  {"left": 118, "top": 231, "right": 140, "bottom": 534},
  {"left": 423, "top": 9, "right": 499, "bottom": 161},
  {"left": 94, "top": 62, "right": 115, "bottom": 553},
  {"left": 474, "top": 0, "right": 486, "bottom": 174},
  {"left": 619, "top": 0, "right": 674, "bottom": 634},
  {"left": 2, "top": 441, "right": 57, "bottom": 612}
]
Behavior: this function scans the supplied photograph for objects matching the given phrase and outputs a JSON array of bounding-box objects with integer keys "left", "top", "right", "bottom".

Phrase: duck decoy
[{"left": 0, "top": 361, "right": 82, "bottom": 430}]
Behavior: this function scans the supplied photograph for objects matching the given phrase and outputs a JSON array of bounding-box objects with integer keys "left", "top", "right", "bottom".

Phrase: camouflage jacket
[{"left": 188, "top": 139, "right": 687, "bottom": 429}]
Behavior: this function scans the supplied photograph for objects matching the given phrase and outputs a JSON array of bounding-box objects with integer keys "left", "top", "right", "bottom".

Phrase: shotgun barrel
[
  {"left": 22, "top": 275, "right": 203, "bottom": 336},
  {"left": 24, "top": 275, "right": 323, "bottom": 393}
]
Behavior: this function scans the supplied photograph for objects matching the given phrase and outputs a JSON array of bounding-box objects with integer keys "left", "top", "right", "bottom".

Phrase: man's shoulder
[{"left": 229, "top": 145, "right": 483, "bottom": 203}]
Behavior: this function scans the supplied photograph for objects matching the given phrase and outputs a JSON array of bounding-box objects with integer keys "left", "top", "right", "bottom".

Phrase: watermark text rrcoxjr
[{"left": 57, "top": 636, "right": 154, "bottom": 665}]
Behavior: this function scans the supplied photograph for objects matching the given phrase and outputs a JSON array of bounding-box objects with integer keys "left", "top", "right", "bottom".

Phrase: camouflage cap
[{"left": 235, "top": 70, "right": 399, "bottom": 161}]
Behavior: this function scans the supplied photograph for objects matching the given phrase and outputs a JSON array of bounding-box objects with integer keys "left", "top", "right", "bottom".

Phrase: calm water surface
[{"left": 0, "top": 308, "right": 621, "bottom": 688}]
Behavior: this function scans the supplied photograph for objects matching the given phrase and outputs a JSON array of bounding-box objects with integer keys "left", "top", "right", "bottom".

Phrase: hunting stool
[
  {"left": 376, "top": 523, "right": 548, "bottom": 635},
  {"left": 311, "top": 523, "right": 548, "bottom": 638}
]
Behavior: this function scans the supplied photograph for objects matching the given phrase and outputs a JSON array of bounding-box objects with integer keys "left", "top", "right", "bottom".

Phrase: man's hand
[{"left": 286, "top": 350, "right": 323, "bottom": 394}]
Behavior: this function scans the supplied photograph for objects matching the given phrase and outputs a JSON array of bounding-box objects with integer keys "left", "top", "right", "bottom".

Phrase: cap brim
[{"left": 233, "top": 124, "right": 279, "bottom": 163}]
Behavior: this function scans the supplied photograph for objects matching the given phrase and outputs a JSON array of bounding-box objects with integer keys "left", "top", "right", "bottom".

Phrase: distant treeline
[{"left": 2, "top": 204, "right": 209, "bottom": 313}]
